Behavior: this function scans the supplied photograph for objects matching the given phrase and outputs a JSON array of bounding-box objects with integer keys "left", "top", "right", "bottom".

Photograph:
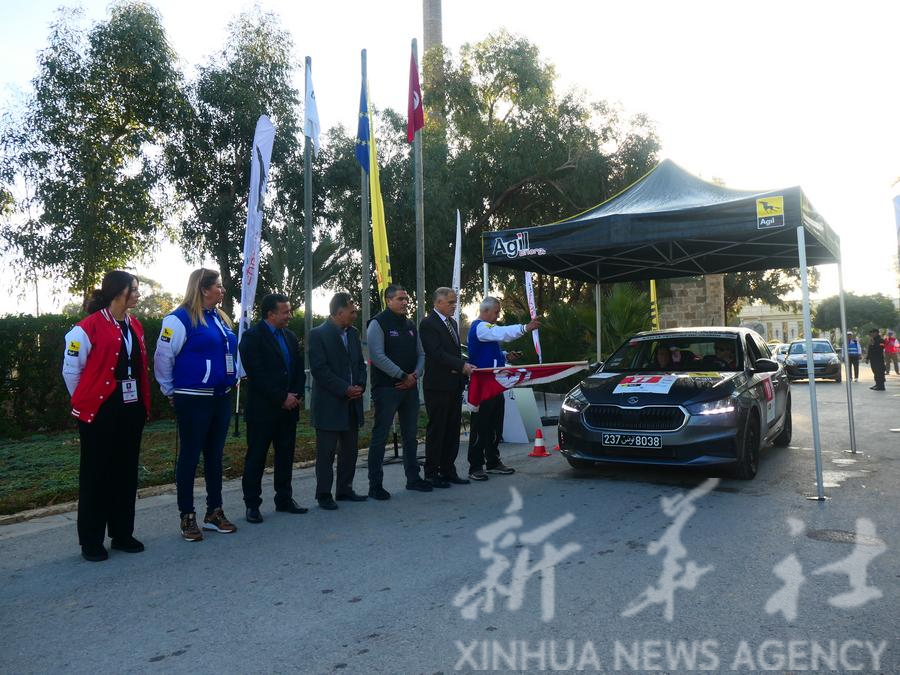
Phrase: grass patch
[{"left": 0, "top": 409, "right": 433, "bottom": 515}]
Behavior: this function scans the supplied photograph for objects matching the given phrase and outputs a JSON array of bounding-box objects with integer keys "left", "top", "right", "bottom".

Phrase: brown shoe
[
  {"left": 180, "top": 513, "right": 203, "bottom": 542},
  {"left": 203, "top": 507, "right": 237, "bottom": 534}
]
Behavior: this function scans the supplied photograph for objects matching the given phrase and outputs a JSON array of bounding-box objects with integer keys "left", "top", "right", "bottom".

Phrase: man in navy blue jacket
[
  {"left": 239, "top": 293, "right": 307, "bottom": 523},
  {"left": 309, "top": 293, "right": 368, "bottom": 509}
]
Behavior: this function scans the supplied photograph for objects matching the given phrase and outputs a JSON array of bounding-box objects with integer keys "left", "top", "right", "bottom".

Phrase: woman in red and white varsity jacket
[{"left": 62, "top": 271, "right": 150, "bottom": 562}]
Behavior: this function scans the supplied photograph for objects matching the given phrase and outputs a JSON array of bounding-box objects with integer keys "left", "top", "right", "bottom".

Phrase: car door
[
  {"left": 754, "top": 334, "right": 788, "bottom": 425},
  {"left": 744, "top": 334, "right": 775, "bottom": 430}
]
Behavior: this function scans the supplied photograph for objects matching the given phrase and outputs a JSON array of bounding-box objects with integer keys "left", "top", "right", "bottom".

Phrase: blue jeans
[
  {"left": 368, "top": 386, "right": 421, "bottom": 486},
  {"left": 174, "top": 393, "right": 232, "bottom": 515}
]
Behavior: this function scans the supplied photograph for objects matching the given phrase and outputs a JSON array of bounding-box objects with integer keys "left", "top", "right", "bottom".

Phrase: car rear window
[{"left": 604, "top": 335, "right": 743, "bottom": 372}]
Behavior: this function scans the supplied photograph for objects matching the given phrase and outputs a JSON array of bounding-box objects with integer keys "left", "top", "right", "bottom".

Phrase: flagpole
[
  {"left": 360, "top": 50, "right": 371, "bottom": 411},
  {"left": 412, "top": 38, "right": 426, "bottom": 327},
  {"left": 303, "top": 56, "right": 314, "bottom": 409}
]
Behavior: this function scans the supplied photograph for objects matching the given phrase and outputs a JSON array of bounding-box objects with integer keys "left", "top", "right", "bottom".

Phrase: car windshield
[
  {"left": 776, "top": 345, "right": 788, "bottom": 355},
  {"left": 789, "top": 342, "right": 834, "bottom": 355},
  {"left": 603, "top": 335, "right": 743, "bottom": 372}
]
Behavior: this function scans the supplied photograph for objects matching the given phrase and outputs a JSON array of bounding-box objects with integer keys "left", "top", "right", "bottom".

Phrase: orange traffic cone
[
  {"left": 528, "top": 428, "right": 551, "bottom": 457},
  {"left": 551, "top": 443, "right": 560, "bottom": 452}
]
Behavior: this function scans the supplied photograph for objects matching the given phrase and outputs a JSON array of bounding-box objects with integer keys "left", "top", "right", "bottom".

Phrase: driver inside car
[{"left": 713, "top": 341, "right": 738, "bottom": 369}]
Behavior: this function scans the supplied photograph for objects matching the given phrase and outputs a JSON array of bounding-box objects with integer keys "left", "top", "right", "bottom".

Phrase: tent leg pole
[
  {"left": 798, "top": 226, "right": 825, "bottom": 500},
  {"left": 837, "top": 259, "right": 857, "bottom": 454},
  {"left": 595, "top": 284, "right": 602, "bottom": 364},
  {"left": 483, "top": 263, "right": 489, "bottom": 297}
]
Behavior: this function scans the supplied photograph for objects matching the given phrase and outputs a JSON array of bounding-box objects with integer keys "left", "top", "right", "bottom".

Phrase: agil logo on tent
[
  {"left": 756, "top": 196, "right": 785, "bottom": 229},
  {"left": 492, "top": 231, "right": 531, "bottom": 258}
]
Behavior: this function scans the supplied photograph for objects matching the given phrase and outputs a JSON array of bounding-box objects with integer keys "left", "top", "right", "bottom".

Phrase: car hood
[{"left": 580, "top": 370, "right": 743, "bottom": 406}]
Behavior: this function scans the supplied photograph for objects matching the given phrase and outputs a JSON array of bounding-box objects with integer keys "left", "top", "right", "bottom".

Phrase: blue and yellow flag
[
  {"left": 355, "top": 75, "right": 391, "bottom": 300},
  {"left": 355, "top": 79, "right": 369, "bottom": 173}
]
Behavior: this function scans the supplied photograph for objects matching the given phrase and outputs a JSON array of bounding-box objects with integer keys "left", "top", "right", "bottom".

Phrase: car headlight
[
  {"left": 828, "top": 356, "right": 840, "bottom": 365},
  {"left": 787, "top": 357, "right": 803, "bottom": 365},
  {"left": 561, "top": 386, "right": 589, "bottom": 413},
  {"left": 687, "top": 398, "right": 736, "bottom": 416}
]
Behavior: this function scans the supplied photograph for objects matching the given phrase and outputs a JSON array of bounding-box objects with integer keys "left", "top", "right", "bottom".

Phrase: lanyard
[
  {"left": 119, "top": 317, "right": 133, "bottom": 379},
  {"left": 210, "top": 311, "right": 232, "bottom": 354}
]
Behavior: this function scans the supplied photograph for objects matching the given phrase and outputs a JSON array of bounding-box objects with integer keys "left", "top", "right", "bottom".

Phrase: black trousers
[
  {"left": 368, "top": 386, "right": 421, "bottom": 486},
  {"left": 243, "top": 410, "right": 297, "bottom": 509},
  {"left": 871, "top": 358, "right": 885, "bottom": 388},
  {"left": 467, "top": 393, "right": 505, "bottom": 471},
  {"left": 315, "top": 406, "right": 359, "bottom": 498},
  {"left": 76, "top": 395, "right": 145, "bottom": 547},
  {"left": 849, "top": 355, "right": 860, "bottom": 379},
  {"left": 424, "top": 388, "right": 462, "bottom": 479}
]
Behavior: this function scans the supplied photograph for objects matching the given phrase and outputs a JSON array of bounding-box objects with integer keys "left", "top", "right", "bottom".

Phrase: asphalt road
[{"left": 1, "top": 368, "right": 899, "bottom": 673}]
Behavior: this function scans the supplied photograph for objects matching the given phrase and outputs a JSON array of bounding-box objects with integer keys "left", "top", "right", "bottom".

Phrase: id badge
[
  {"left": 225, "top": 353, "right": 235, "bottom": 374},
  {"left": 121, "top": 379, "right": 138, "bottom": 404}
]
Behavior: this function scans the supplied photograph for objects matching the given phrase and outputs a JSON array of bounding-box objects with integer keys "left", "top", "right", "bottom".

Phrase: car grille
[{"left": 583, "top": 405, "right": 685, "bottom": 431}]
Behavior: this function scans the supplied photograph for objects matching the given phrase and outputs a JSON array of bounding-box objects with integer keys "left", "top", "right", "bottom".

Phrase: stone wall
[{"left": 658, "top": 274, "right": 726, "bottom": 328}]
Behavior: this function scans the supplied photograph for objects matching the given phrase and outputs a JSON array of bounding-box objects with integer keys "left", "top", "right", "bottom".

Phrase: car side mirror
[
  {"left": 589, "top": 361, "right": 603, "bottom": 372},
  {"left": 754, "top": 357, "right": 779, "bottom": 373}
]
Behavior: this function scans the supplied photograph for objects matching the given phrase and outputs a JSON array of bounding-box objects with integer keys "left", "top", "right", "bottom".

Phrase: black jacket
[
  {"left": 419, "top": 311, "right": 466, "bottom": 392},
  {"left": 238, "top": 320, "right": 305, "bottom": 422},
  {"left": 308, "top": 319, "right": 367, "bottom": 431}
]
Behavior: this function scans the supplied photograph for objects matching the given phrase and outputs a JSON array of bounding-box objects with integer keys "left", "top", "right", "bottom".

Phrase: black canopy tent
[{"left": 482, "top": 159, "right": 855, "bottom": 499}]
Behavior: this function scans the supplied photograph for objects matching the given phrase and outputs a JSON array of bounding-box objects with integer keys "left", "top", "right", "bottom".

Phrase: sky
[{"left": 1, "top": 0, "right": 899, "bottom": 316}]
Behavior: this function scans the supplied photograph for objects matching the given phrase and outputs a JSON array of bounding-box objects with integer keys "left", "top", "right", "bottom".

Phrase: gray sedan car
[{"left": 558, "top": 327, "right": 792, "bottom": 479}]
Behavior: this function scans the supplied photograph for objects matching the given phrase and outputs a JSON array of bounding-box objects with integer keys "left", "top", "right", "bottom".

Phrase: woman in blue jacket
[{"left": 155, "top": 268, "right": 239, "bottom": 541}]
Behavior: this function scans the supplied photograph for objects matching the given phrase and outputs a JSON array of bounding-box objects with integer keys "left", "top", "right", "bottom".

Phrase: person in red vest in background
[{"left": 884, "top": 329, "right": 900, "bottom": 376}]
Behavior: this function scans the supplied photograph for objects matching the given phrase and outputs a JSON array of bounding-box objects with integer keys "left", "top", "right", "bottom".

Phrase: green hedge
[
  {"left": 0, "top": 314, "right": 168, "bottom": 437},
  {"left": 0, "top": 313, "right": 324, "bottom": 439}
]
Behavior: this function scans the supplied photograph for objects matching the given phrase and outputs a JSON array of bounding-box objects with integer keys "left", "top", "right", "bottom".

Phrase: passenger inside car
[{"left": 654, "top": 347, "right": 674, "bottom": 370}]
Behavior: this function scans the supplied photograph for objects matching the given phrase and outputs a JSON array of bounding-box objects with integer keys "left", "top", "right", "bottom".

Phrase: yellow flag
[{"left": 367, "top": 94, "right": 392, "bottom": 301}]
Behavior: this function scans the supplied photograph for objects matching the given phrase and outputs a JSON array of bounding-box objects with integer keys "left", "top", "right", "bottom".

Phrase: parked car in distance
[
  {"left": 783, "top": 339, "right": 842, "bottom": 383},
  {"left": 773, "top": 343, "right": 790, "bottom": 364},
  {"left": 558, "top": 327, "right": 792, "bottom": 480}
]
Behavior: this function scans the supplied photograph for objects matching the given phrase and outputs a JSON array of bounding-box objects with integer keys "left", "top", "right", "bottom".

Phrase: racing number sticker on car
[
  {"left": 612, "top": 374, "right": 678, "bottom": 395},
  {"left": 762, "top": 376, "right": 776, "bottom": 423}
]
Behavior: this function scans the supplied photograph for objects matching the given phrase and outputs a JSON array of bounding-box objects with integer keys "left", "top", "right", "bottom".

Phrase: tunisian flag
[
  {"left": 407, "top": 51, "right": 425, "bottom": 142},
  {"left": 467, "top": 362, "right": 589, "bottom": 408}
]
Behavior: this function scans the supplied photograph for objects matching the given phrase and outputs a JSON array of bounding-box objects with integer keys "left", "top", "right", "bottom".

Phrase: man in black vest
[
  {"left": 366, "top": 284, "right": 430, "bottom": 498},
  {"left": 239, "top": 293, "right": 307, "bottom": 523}
]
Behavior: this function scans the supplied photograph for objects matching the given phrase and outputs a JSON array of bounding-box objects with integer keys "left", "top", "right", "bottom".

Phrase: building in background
[{"left": 737, "top": 302, "right": 818, "bottom": 342}]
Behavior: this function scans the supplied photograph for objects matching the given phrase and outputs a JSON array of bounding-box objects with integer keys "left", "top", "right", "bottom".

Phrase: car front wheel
[{"left": 734, "top": 411, "right": 761, "bottom": 480}]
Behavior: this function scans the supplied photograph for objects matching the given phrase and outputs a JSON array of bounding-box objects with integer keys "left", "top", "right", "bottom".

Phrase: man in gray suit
[{"left": 309, "top": 292, "right": 368, "bottom": 510}]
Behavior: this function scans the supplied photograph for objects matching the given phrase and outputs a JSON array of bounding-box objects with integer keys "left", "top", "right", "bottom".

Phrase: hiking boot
[
  {"left": 180, "top": 513, "right": 203, "bottom": 542},
  {"left": 203, "top": 507, "right": 237, "bottom": 533}
]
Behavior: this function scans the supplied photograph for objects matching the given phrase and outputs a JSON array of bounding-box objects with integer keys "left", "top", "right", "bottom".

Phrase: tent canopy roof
[{"left": 481, "top": 159, "right": 840, "bottom": 283}]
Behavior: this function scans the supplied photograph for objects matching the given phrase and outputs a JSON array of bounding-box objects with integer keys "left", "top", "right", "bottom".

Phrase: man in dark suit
[
  {"left": 309, "top": 292, "right": 368, "bottom": 509},
  {"left": 239, "top": 293, "right": 307, "bottom": 523},
  {"left": 419, "top": 287, "right": 475, "bottom": 488}
]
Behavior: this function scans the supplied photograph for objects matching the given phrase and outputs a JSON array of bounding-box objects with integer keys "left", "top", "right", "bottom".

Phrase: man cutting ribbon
[{"left": 465, "top": 296, "right": 540, "bottom": 482}]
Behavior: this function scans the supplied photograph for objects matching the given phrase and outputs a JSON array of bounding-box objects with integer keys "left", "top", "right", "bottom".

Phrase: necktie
[{"left": 445, "top": 318, "right": 459, "bottom": 345}]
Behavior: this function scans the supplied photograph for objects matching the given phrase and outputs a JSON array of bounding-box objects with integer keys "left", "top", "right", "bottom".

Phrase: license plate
[{"left": 601, "top": 433, "right": 662, "bottom": 448}]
